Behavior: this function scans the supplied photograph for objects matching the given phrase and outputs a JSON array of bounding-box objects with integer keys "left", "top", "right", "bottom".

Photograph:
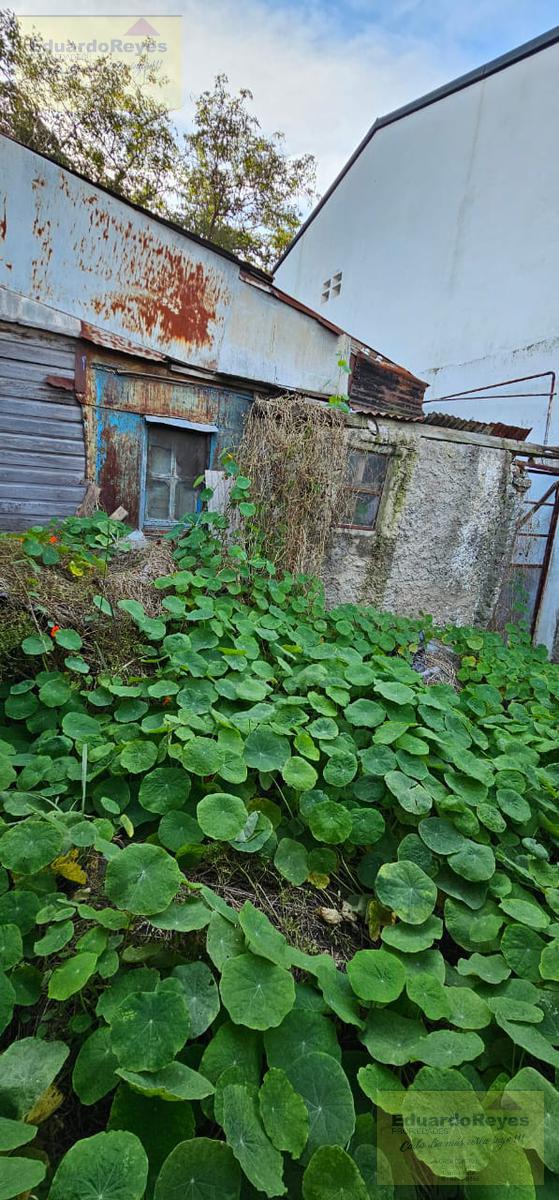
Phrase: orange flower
[
  {"left": 162, "top": 696, "right": 171, "bottom": 706},
  {"left": 48, "top": 535, "right": 58, "bottom": 544},
  {"left": 50, "top": 624, "right": 61, "bottom": 637}
]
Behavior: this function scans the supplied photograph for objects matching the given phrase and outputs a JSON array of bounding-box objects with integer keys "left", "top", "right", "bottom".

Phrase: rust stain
[
  {"left": 80, "top": 200, "right": 226, "bottom": 349},
  {"left": 99, "top": 426, "right": 140, "bottom": 526},
  {"left": 46, "top": 374, "right": 74, "bottom": 392},
  {"left": 0, "top": 198, "right": 6, "bottom": 241},
  {"left": 32, "top": 176, "right": 46, "bottom": 190},
  {"left": 80, "top": 321, "right": 165, "bottom": 360}
]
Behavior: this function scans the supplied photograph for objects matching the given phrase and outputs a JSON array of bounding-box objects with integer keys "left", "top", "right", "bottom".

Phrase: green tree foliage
[{"left": 0, "top": 13, "right": 317, "bottom": 268}]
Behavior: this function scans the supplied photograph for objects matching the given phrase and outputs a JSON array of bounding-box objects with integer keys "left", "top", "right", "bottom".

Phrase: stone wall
[{"left": 324, "top": 415, "right": 524, "bottom": 629}]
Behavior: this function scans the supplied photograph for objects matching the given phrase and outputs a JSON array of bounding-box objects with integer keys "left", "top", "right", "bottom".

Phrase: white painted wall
[{"left": 276, "top": 38, "right": 559, "bottom": 649}]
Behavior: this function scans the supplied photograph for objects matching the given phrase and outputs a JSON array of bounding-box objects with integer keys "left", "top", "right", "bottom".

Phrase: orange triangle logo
[{"left": 125, "top": 18, "right": 159, "bottom": 36}]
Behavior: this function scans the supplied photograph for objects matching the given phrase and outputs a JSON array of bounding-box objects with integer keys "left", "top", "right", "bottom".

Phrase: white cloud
[{"left": 12, "top": 0, "right": 473, "bottom": 196}]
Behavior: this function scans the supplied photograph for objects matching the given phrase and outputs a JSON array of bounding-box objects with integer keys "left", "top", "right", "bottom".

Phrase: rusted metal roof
[
  {"left": 349, "top": 351, "right": 428, "bottom": 420},
  {"left": 424, "top": 411, "right": 532, "bottom": 440}
]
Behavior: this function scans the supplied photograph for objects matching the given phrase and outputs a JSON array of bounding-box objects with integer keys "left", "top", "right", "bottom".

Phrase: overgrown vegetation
[{"left": 1, "top": 467, "right": 559, "bottom": 1197}]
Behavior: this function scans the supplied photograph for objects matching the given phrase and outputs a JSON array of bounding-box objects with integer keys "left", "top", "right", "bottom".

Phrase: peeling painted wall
[
  {"left": 324, "top": 417, "right": 523, "bottom": 628},
  {"left": 83, "top": 353, "right": 251, "bottom": 525},
  {"left": 0, "top": 137, "right": 348, "bottom": 396}
]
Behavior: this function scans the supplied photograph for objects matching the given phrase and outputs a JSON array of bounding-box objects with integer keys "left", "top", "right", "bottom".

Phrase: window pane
[
  {"left": 146, "top": 478, "right": 170, "bottom": 520},
  {"left": 174, "top": 482, "right": 199, "bottom": 519},
  {"left": 175, "top": 431, "right": 209, "bottom": 482},
  {"left": 352, "top": 492, "right": 380, "bottom": 528},
  {"left": 349, "top": 451, "right": 389, "bottom": 490},
  {"left": 148, "top": 443, "right": 173, "bottom": 475}
]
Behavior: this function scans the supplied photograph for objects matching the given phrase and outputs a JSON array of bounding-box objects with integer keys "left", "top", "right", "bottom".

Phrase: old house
[
  {"left": 275, "top": 25, "right": 559, "bottom": 649},
  {"left": 1, "top": 133, "right": 557, "bottom": 644}
]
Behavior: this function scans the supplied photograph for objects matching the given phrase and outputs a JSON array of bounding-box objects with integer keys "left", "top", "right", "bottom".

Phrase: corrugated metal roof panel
[{"left": 424, "top": 412, "right": 532, "bottom": 440}]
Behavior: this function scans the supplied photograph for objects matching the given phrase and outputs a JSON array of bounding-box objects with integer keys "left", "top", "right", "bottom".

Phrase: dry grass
[{"left": 236, "top": 394, "right": 350, "bottom": 577}]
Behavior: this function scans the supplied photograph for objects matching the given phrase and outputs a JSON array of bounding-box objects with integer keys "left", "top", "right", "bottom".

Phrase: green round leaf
[
  {"left": 154, "top": 1137, "right": 241, "bottom": 1200},
  {"left": 360, "top": 1010, "right": 425, "bottom": 1066},
  {"left": 344, "top": 699, "right": 385, "bottom": 727},
  {"left": 0, "top": 819, "right": 64, "bottom": 874},
  {"left": 110, "top": 988, "right": 190, "bottom": 1071},
  {"left": 72, "top": 1026, "right": 119, "bottom": 1105},
  {"left": 282, "top": 757, "right": 318, "bottom": 791},
  {"left": 348, "top": 807, "right": 385, "bottom": 845},
  {"left": 22, "top": 634, "right": 52, "bottom": 655},
  {"left": 285, "top": 1050, "right": 355, "bottom": 1154},
  {"left": 302, "top": 1146, "right": 368, "bottom": 1200},
  {"left": 48, "top": 952, "right": 98, "bottom": 1000},
  {"left": 171, "top": 962, "right": 220, "bottom": 1037},
  {"left": 323, "top": 751, "right": 358, "bottom": 787},
  {"left": 62, "top": 711, "right": 102, "bottom": 742},
  {"left": 414, "top": 1030, "right": 484, "bottom": 1068},
  {"left": 105, "top": 844, "right": 182, "bottom": 915},
  {"left": 375, "top": 860, "right": 437, "bottom": 925},
  {"left": 220, "top": 951, "right": 295, "bottom": 1030},
  {"left": 264, "top": 1010, "right": 341, "bottom": 1068},
  {"left": 244, "top": 727, "right": 290, "bottom": 772},
  {"left": 347, "top": 948, "right": 406, "bottom": 1004},
  {"left": 308, "top": 801, "right": 352, "bottom": 845},
  {"left": 0, "top": 1037, "right": 69, "bottom": 1118},
  {"left": 182, "top": 737, "right": 225, "bottom": 776},
  {"left": 117, "top": 1061, "right": 214, "bottom": 1101},
  {"left": 48, "top": 1130, "right": 148, "bottom": 1200},
  {"left": 0, "top": 1158, "right": 46, "bottom": 1198},
  {"left": 120, "top": 740, "right": 159, "bottom": 773},
  {"left": 0, "top": 923, "right": 22, "bottom": 971},
  {"left": 54, "top": 627, "right": 83, "bottom": 651},
  {"left": 221, "top": 1083, "right": 285, "bottom": 1198},
  {"left": 197, "top": 793, "right": 249, "bottom": 840},
  {"left": 274, "top": 838, "right": 309, "bottom": 885},
  {"left": 138, "top": 767, "right": 190, "bottom": 815},
  {"left": 259, "top": 1067, "right": 309, "bottom": 1157}
]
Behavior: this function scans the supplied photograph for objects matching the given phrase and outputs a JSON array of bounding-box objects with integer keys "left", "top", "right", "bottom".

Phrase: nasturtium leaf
[
  {"left": 34, "top": 919, "right": 74, "bottom": 957},
  {"left": 0, "top": 971, "right": 15, "bottom": 1036},
  {"left": 197, "top": 793, "right": 248, "bottom": 840},
  {"left": 264, "top": 1010, "right": 341, "bottom": 1067},
  {"left": 0, "top": 818, "right": 64, "bottom": 874},
  {"left": 39, "top": 677, "right": 72, "bottom": 707},
  {"left": 357, "top": 1061, "right": 405, "bottom": 1114},
  {"left": 448, "top": 842, "right": 496, "bottom": 883},
  {"left": 497, "top": 1018, "right": 559, "bottom": 1068},
  {"left": 348, "top": 807, "right": 385, "bottom": 845},
  {"left": 418, "top": 817, "right": 466, "bottom": 855},
  {"left": 307, "top": 717, "right": 338, "bottom": 740},
  {"left": 0, "top": 1115, "right": 37, "bottom": 1151},
  {"left": 48, "top": 952, "right": 97, "bottom": 1000},
  {"left": 238, "top": 901, "right": 290, "bottom": 966},
  {"left": 413, "top": 1029, "right": 485, "bottom": 1068},
  {"left": 403, "top": 1066, "right": 493, "bottom": 1179},
  {"left": 500, "top": 897, "right": 550, "bottom": 930},
  {"left": 96, "top": 967, "right": 159, "bottom": 1022},
  {"left": 347, "top": 948, "right": 406, "bottom": 1004},
  {"left": 72, "top": 1026, "right": 119, "bottom": 1105},
  {"left": 200, "top": 1020, "right": 261, "bottom": 1087},
  {"left": 446, "top": 986, "right": 492, "bottom": 1030},
  {"left": 259, "top": 1067, "right": 309, "bottom": 1157},
  {"left": 159, "top": 810, "right": 203, "bottom": 851},
  {"left": 308, "top": 801, "right": 352, "bottom": 844},
  {"left": 497, "top": 789, "right": 532, "bottom": 823},
  {"left": 282, "top": 756, "right": 318, "bottom": 791},
  {"left": 274, "top": 838, "right": 309, "bottom": 884},
  {"left": 323, "top": 751, "right": 358, "bottom": 787},
  {"left": 171, "top": 962, "right": 220, "bottom": 1037},
  {"left": 360, "top": 1010, "right": 425, "bottom": 1066},
  {"left": 0, "top": 923, "right": 22, "bottom": 970},
  {"left": 181, "top": 737, "right": 224, "bottom": 776},
  {"left": 120, "top": 740, "right": 159, "bottom": 773},
  {"left": 375, "top": 681, "right": 415, "bottom": 705},
  {"left": 230, "top": 810, "right": 273, "bottom": 853},
  {"left": 375, "top": 860, "right": 437, "bottom": 924},
  {"left": 150, "top": 897, "right": 210, "bottom": 931},
  {"left": 302, "top": 1146, "right": 368, "bottom": 1200},
  {"left": 382, "top": 914, "right": 442, "bottom": 953},
  {"left": 540, "top": 941, "right": 559, "bottom": 980},
  {"left": 54, "top": 627, "right": 82, "bottom": 650},
  {"left": 445, "top": 898, "right": 502, "bottom": 953},
  {"left": 221, "top": 1083, "right": 286, "bottom": 1198},
  {"left": 315, "top": 959, "right": 364, "bottom": 1027},
  {"left": 61, "top": 711, "right": 102, "bottom": 742},
  {"left": 177, "top": 678, "right": 218, "bottom": 712},
  {"left": 0, "top": 1037, "right": 69, "bottom": 1118},
  {"left": 244, "top": 727, "right": 290, "bottom": 772},
  {"left": 504, "top": 1066, "right": 559, "bottom": 1173},
  {"left": 463, "top": 1142, "right": 536, "bottom": 1200},
  {"left": 153, "top": 1137, "right": 241, "bottom": 1200},
  {"left": 110, "top": 988, "right": 190, "bottom": 1071},
  {"left": 456, "top": 953, "right": 511, "bottom": 984},
  {"left": 407, "top": 971, "right": 451, "bottom": 1020},
  {"left": 344, "top": 699, "right": 385, "bottom": 728},
  {"left": 501, "top": 925, "right": 546, "bottom": 981},
  {"left": 138, "top": 767, "right": 189, "bottom": 814},
  {"left": 0, "top": 1158, "right": 46, "bottom": 1198},
  {"left": 117, "top": 1061, "right": 214, "bottom": 1101},
  {"left": 109, "top": 1088, "right": 194, "bottom": 1192},
  {"left": 105, "top": 844, "right": 182, "bottom": 915},
  {"left": 22, "top": 634, "right": 52, "bottom": 655},
  {"left": 48, "top": 1130, "right": 148, "bottom": 1200},
  {"left": 360, "top": 744, "right": 397, "bottom": 776},
  {"left": 489, "top": 995, "right": 543, "bottom": 1024},
  {"left": 220, "top": 951, "right": 295, "bottom": 1029},
  {"left": 206, "top": 912, "right": 246, "bottom": 971},
  {"left": 285, "top": 1050, "right": 355, "bottom": 1154}
]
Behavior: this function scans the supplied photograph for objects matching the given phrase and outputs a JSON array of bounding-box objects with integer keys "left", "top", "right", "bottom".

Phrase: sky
[{"left": 11, "top": 0, "right": 559, "bottom": 194}]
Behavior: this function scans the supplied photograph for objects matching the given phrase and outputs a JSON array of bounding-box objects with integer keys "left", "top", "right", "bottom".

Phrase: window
[
  {"left": 321, "top": 271, "right": 343, "bottom": 303},
  {"left": 145, "top": 424, "right": 209, "bottom": 524},
  {"left": 345, "top": 450, "right": 389, "bottom": 529}
]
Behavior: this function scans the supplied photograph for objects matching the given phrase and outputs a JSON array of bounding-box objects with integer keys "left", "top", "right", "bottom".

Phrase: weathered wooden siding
[{"left": 0, "top": 323, "right": 86, "bottom": 530}]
